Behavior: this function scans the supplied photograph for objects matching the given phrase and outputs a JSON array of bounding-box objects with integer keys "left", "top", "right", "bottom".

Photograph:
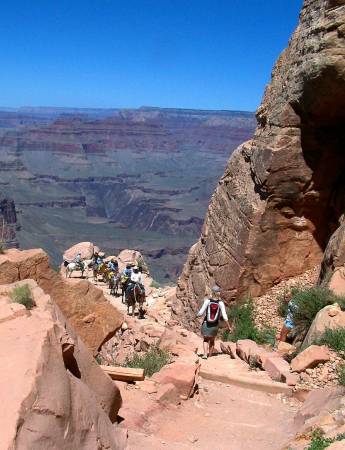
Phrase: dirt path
[
  {"left": 124, "top": 377, "right": 297, "bottom": 450},
  {"left": 80, "top": 272, "right": 299, "bottom": 449}
]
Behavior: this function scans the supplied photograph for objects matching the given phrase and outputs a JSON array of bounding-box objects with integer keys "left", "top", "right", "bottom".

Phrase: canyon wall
[
  {"left": 0, "top": 193, "right": 18, "bottom": 248},
  {"left": 175, "top": 0, "right": 345, "bottom": 326},
  {"left": 0, "top": 107, "right": 255, "bottom": 281}
]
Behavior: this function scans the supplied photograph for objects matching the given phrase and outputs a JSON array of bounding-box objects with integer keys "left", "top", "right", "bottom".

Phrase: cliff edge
[{"left": 175, "top": 0, "right": 345, "bottom": 326}]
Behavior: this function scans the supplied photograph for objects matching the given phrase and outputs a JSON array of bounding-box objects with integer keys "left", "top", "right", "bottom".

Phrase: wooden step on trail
[{"left": 100, "top": 365, "right": 145, "bottom": 382}]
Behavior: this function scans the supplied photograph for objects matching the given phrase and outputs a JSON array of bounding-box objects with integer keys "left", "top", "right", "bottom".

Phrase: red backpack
[{"left": 206, "top": 300, "right": 222, "bottom": 324}]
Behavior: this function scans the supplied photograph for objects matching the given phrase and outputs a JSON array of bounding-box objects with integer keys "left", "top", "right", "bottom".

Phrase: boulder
[
  {"left": 262, "top": 355, "right": 291, "bottom": 382},
  {"left": 293, "top": 386, "right": 345, "bottom": 434},
  {"left": 236, "top": 339, "right": 260, "bottom": 362},
  {"left": 282, "top": 372, "right": 299, "bottom": 386},
  {"left": 220, "top": 342, "right": 238, "bottom": 359},
  {"left": 303, "top": 304, "right": 345, "bottom": 348},
  {"left": 329, "top": 268, "right": 345, "bottom": 296},
  {"left": 291, "top": 345, "right": 331, "bottom": 373},
  {"left": 117, "top": 249, "right": 143, "bottom": 271},
  {"left": 152, "top": 362, "right": 198, "bottom": 398},
  {"left": 0, "top": 248, "right": 123, "bottom": 353},
  {"left": 277, "top": 341, "right": 296, "bottom": 356},
  {"left": 156, "top": 383, "right": 180, "bottom": 404},
  {"left": 0, "top": 279, "right": 125, "bottom": 450},
  {"left": 63, "top": 241, "right": 98, "bottom": 261}
]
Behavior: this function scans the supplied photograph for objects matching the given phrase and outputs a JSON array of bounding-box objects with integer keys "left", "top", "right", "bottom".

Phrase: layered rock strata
[
  {"left": 175, "top": 0, "right": 345, "bottom": 326},
  {"left": 0, "top": 193, "right": 18, "bottom": 248},
  {"left": 0, "top": 279, "right": 125, "bottom": 449}
]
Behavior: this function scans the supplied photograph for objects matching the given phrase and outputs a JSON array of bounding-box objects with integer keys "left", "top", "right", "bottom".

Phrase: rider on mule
[
  {"left": 127, "top": 266, "right": 145, "bottom": 295},
  {"left": 108, "top": 258, "right": 119, "bottom": 273},
  {"left": 72, "top": 253, "right": 84, "bottom": 272}
]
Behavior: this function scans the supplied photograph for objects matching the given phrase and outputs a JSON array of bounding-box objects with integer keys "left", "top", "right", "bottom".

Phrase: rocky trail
[
  {"left": 66, "top": 268, "right": 299, "bottom": 450},
  {"left": 124, "top": 375, "right": 297, "bottom": 450}
]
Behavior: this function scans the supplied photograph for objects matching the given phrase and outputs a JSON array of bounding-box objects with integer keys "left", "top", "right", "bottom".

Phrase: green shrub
[
  {"left": 10, "top": 284, "right": 35, "bottom": 310},
  {"left": 337, "top": 362, "right": 345, "bottom": 386},
  {"left": 316, "top": 328, "right": 345, "bottom": 353},
  {"left": 150, "top": 280, "right": 160, "bottom": 289},
  {"left": 256, "top": 326, "right": 277, "bottom": 346},
  {"left": 124, "top": 346, "right": 170, "bottom": 377},
  {"left": 290, "top": 287, "right": 337, "bottom": 335},
  {"left": 307, "top": 429, "right": 333, "bottom": 450},
  {"left": 307, "top": 429, "right": 345, "bottom": 450},
  {"left": 222, "top": 301, "right": 276, "bottom": 346}
]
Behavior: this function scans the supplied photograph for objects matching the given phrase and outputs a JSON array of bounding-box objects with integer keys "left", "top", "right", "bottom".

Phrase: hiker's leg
[
  {"left": 208, "top": 337, "right": 215, "bottom": 357},
  {"left": 203, "top": 338, "right": 209, "bottom": 356},
  {"left": 278, "top": 325, "right": 290, "bottom": 342}
]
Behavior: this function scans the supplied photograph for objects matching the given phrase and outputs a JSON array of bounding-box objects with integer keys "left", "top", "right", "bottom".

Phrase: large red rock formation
[
  {"left": 0, "top": 248, "right": 123, "bottom": 352},
  {"left": 175, "top": 0, "right": 345, "bottom": 326},
  {"left": 0, "top": 279, "right": 125, "bottom": 449}
]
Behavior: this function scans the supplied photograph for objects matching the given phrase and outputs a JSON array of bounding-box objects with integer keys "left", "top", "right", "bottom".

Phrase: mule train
[{"left": 63, "top": 254, "right": 146, "bottom": 318}]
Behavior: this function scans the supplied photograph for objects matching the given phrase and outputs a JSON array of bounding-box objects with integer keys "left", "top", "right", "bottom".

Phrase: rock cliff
[
  {"left": 175, "top": 0, "right": 345, "bottom": 326},
  {"left": 0, "top": 193, "right": 18, "bottom": 248},
  {"left": 0, "top": 279, "right": 125, "bottom": 449},
  {"left": 0, "top": 248, "right": 123, "bottom": 352}
]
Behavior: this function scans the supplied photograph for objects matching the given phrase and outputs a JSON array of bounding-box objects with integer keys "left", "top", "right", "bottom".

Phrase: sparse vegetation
[
  {"left": 124, "top": 346, "right": 170, "bottom": 377},
  {"left": 150, "top": 279, "right": 161, "bottom": 289},
  {"left": 306, "top": 429, "right": 345, "bottom": 450},
  {"left": 337, "top": 362, "right": 345, "bottom": 386},
  {"left": 289, "top": 287, "right": 345, "bottom": 336},
  {"left": 316, "top": 328, "right": 345, "bottom": 353},
  {"left": 10, "top": 284, "right": 35, "bottom": 310},
  {"left": 95, "top": 354, "right": 102, "bottom": 365},
  {"left": 222, "top": 301, "right": 276, "bottom": 346},
  {"left": 0, "top": 241, "right": 5, "bottom": 254}
]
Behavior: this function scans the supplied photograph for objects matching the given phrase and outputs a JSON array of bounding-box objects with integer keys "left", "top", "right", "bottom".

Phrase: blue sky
[{"left": 0, "top": 0, "right": 302, "bottom": 111}]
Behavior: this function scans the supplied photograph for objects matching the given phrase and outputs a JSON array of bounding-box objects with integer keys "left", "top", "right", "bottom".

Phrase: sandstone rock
[
  {"left": 293, "top": 386, "right": 345, "bottom": 432},
  {"left": 152, "top": 362, "right": 198, "bottom": 398},
  {"left": 0, "top": 248, "right": 123, "bottom": 353},
  {"left": 277, "top": 341, "right": 296, "bottom": 356},
  {"left": 63, "top": 241, "right": 98, "bottom": 261},
  {"left": 220, "top": 342, "right": 238, "bottom": 359},
  {"left": 236, "top": 339, "right": 260, "bottom": 362},
  {"left": 156, "top": 383, "right": 180, "bottom": 404},
  {"left": 0, "top": 279, "right": 124, "bottom": 450},
  {"left": 328, "top": 442, "right": 345, "bottom": 450},
  {"left": 303, "top": 304, "right": 345, "bottom": 348},
  {"left": 291, "top": 345, "right": 331, "bottom": 373},
  {"left": 175, "top": 0, "right": 345, "bottom": 328},
  {"left": 282, "top": 372, "right": 299, "bottom": 386},
  {"left": 137, "top": 380, "right": 158, "bottom": 394},
  {"left": 262, "top": 355, "right": 291, "bottom": 382}
]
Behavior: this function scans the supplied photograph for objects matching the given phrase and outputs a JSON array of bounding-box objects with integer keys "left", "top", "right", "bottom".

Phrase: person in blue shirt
[
  {"left": 276, "top": 297, "right": 296, "bottom": 342},
  {"left": 122, "top": 264, "right": 132, "bottom": 278},
  {"left": 108, "top": 258, "right": 119, "bottom": 273}
]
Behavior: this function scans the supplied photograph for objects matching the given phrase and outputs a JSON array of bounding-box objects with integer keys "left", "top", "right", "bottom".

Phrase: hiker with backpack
[{"left": 197, "top": 285, "right": 231, "bottom": 359}]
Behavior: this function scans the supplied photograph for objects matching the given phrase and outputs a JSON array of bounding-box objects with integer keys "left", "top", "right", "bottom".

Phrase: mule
[
  {"left": 109, "top": 272, "right": 120, "bottom": 296},
  {"left": 125, "top": 282, "right": 145, "bottom": 317}
]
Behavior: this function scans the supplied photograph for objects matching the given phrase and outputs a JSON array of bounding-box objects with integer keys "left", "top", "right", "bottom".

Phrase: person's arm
[
  {"left": 220, "top": 302, "right": 231, "bottom": 330},
  {"left": 197, "top": 299, "right": 209, "bottom": 317}
]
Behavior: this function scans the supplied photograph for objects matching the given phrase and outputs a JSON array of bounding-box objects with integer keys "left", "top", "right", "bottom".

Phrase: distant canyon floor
[{"left": 0, "top": 107, "right": 255, "bottom": 282}]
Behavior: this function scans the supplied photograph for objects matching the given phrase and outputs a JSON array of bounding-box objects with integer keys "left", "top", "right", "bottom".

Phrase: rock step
[{"left": 199, "top": 356, "right": 292, "bottom": 395}]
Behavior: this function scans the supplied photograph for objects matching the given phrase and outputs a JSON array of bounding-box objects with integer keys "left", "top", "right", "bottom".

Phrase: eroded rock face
[
  {"left": 0, "top": 279, "right": 125, "bottom": 450},
  {"left": 0, "top": 248, "right": 123, "bottom": 352},
  {"left": 0, "top": 193, "right": 18, "bottom": 248},
  {"left": 175, "top": 0, "right": 345, "bottom": 326}
]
